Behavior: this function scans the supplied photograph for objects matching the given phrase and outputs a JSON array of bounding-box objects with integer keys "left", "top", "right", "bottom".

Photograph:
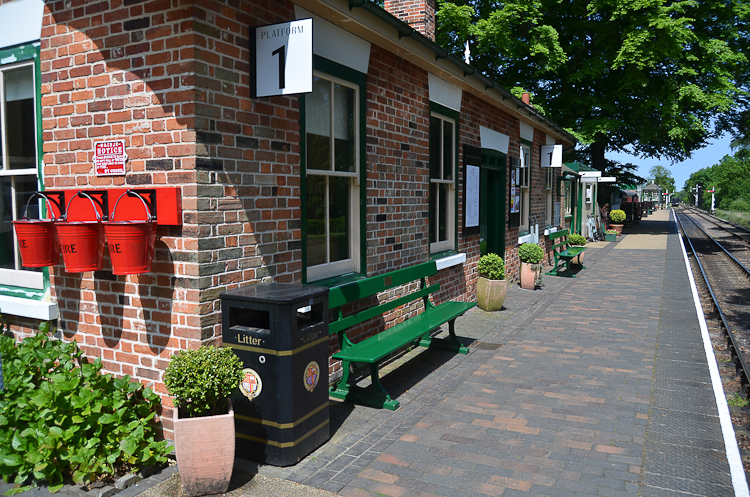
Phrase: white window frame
[
  {"left": 545, "top": 167, "right": 554, "bottom": 226},
  {"left": 0, "top": 59, "right": 43, "bottom": 290},
  {"left": 429, "top": 112, "right": 456, "bottom": 254},
  {"left": 305, "top": 71, "right": 360, "bottom": 282},
  {"left": 519, "top": 144, "right": 531, "bottom": 232}
]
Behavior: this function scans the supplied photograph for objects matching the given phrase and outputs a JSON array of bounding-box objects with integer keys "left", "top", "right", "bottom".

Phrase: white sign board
[
  {"left": 255, "top": 19, "right": 312, "bottom": 97},
  {"left": 540, "top": 144, "right": 562, "bottom": 168},
  {"left": 598, "top": 177, "right": 616, "bottom": 182},
  {"left": 94, "top": 140, "right": 127, "bottom": 176}
]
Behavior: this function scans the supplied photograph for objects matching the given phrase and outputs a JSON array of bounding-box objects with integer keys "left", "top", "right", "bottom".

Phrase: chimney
[
  {"left": 522, "top": 93, "right": 530, "bottom": 105},
  {"left": 384, "top": 0, "right": 436, "bottom": 41}
]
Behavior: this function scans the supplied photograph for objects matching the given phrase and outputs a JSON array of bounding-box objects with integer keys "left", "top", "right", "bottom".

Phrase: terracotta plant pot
[
  {"left": 520, "top": 262, "right": 539, "bottom": 290},
  {"left": 174, "top": 400, "right": 235, "bottom": 497},
  {"left": 476, "top": 277, "right": 507, "bottom": 311},
  {"left": 571, "top": 249, "right": 585, "bottom": 266},
  {"left": 610, "top": 223, "right": 623, "bottom": 235}
]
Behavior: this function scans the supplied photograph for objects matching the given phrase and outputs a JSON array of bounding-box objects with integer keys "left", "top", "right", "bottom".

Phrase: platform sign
[
  {"left": 94, "top": 140, "right": 127, "bottom": 176},
  {"left": 540, "top": 144, "right": 562, "bottom": 167},
  {"left": 254, "top": 19, "right": 312, "bottom": 97}
]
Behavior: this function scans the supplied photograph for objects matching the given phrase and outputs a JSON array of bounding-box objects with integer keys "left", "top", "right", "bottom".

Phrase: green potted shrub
[
  {"left": 476, "top": 253, "right": 506, "bottom": 311},
  {"left": 567, "top": 233, "right": 587, "bottom": 265},
  {"left": 164, "top": 346, "right": 244, "bottom": 497},
  {"left": 605, "top": 229, "right": 618, "bottom": 241},
  {"left": 518, "top": 243, "right": 545, "bottom": 289},
  {"left": 609, "top": 209, "right": 626, "bottom": 235}
]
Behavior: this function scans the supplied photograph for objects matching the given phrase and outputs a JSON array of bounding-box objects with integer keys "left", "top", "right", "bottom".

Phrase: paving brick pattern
[{"left": 244, "top": 210, "right": 735, "bottom": 496}]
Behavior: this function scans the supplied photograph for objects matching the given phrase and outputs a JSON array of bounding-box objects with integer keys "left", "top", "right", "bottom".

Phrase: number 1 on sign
[{"left": 272, "top": 45, "right": 286, "bottom": 89}]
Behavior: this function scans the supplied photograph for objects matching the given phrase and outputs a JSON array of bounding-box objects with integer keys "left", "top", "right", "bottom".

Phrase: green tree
[
  {"left": 436, "top": 0, "right": 750, "bottom": 173},
  {"left": 648, "top": 165, "right": 676, "bottom": 194}
]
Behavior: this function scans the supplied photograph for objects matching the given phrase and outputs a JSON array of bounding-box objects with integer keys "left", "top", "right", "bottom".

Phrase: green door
[{"left": 479, "top": 152, "right": 506, "bottom": 257}]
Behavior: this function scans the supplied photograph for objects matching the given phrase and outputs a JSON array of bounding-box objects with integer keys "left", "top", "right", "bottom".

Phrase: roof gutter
[{"left": 346, "top": 0, "right": 577, "bottom": 145}]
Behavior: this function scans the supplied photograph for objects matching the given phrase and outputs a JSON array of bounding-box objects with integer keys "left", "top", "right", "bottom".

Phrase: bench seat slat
[
  {"left": 329, "top": 284, "right": 439, "bottom": 335},
  {"left": 328, "top": 261, "right": 438, "bottom": 309},
  {"left": 333, "top": 301, "right": 475, "bottom": 363}
]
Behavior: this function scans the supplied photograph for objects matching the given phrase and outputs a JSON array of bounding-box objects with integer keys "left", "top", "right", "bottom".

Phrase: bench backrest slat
[
  {"left": 549, "top": 229, "right": 570, "bottom": 252},
  {"left": 329, "top": 283, "right": 439, "bottom": 335},
  {"left": 328, "top": 261, "right": 438, "bottom": 309},
  {"left": 548, "top": 229, "right": 569, "bottom": 242}
]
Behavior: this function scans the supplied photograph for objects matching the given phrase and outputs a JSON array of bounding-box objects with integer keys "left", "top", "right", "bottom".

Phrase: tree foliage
[
  {"left": 682, "top": 145, "right": 750, "bottom": 211},
  {"left": 436, "top": 0, "right": 750, "bottom": 172},
  {"left": 647, "top": 165, "right": 676, "bottom": 193}
]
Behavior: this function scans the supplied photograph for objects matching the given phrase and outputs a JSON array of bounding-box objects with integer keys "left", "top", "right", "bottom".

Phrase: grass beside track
[{"left": 715, "top": 209, "right": 750, "bottom": 229}]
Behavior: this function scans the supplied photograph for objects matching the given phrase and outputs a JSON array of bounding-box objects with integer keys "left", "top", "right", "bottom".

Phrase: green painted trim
[
  {"left": 0, "top": 43, "right": 39, "bottom": 64},
  {"left": 1, "top": 44, "right": 50, "bottom": 293},
  {"left": 300, "top": 56, "right": 367, "bottom": 283},
  {"left": 0, "top": 285, "right": 44, "bottom": 300},
  {"left": 430, "top": 250, "right": 456, "bottom": 260},
  {"left": 308, "top": 272, "right": 365, "bottom": 289},
  {"left": 520, "top": 138, "right": 533, "bottom": 147}
]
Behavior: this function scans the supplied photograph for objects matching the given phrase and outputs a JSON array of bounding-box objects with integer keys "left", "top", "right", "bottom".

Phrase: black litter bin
[{"left": 221, "top": 282, "right": 330, "bottom": 466}]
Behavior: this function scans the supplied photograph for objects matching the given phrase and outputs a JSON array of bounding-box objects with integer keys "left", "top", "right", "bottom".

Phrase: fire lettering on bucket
[
  {"left": 110, "top": 243, "right": 121, "bottom": 253},
  {"left": 20, "top": 240, "right": 27, "bottom": 248},
  {"left": 61, "top": 244, "right": 77, "bottom": 254}
]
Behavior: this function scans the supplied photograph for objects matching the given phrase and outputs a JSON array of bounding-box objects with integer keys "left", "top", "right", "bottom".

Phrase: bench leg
[
  {"left": 419, "top": 319, "right": 469, "bottom": 355},
  {"left": 329, "top": 360, "right": 400, "bottom": 410},
  {"left": 546, "top": 260, "right": 576, "bottom": 278}
]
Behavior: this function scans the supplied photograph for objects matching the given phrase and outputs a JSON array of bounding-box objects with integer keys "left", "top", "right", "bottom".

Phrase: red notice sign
[{"left": 94, "top": 140, "right": 128, "bottom": 176}]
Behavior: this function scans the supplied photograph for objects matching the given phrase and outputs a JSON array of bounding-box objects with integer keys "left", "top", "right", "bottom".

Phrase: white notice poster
[
  {"left": 255, "top": 19, "right": 312, "bottom": 97},
  {"left": 465, "top": 165, "right": 480, "bottom": 228}
]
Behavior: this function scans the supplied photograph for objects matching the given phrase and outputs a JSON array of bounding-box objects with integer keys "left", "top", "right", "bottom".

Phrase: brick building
[{"left": 0, "top": 0, "right": 575, "bottom": 437}]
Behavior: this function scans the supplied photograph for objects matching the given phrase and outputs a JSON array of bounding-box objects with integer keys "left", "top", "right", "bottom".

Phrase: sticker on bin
[
  {"left": 297, "top": 305, "right": 311, "bottom": 314},
  {"left": 240, "top": 368, "right": 262, "bottom": 400},
  {"left": 303, "top": 361, "right": 320, "bottom": 393}
]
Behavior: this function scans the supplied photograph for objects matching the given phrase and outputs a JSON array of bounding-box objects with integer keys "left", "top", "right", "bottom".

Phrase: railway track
[
  {"left": 675, "top": 208, "right": 750, "bottom": 391},
  {"left": 675, "top": 207, "right": 750, "bottom": 470}
]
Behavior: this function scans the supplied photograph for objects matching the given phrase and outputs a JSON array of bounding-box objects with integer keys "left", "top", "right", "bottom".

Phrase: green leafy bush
[
  {"left": 0, "top": 333, "right": 170, "bottom": 493},
  {"left": 518, "top": 243, "right": 544, "bottom": 264},
  {"left": 568, "top": 233, "right": 587, "bottom": 246},
  {"left": 609, "top": 209, "right": 626, "bottom": 223},
  {"left": 477, "top": 253, "right": 505, "bottom": 280},
  {"left": 163, "top": 347, "right": 244, "bottom": 418}
]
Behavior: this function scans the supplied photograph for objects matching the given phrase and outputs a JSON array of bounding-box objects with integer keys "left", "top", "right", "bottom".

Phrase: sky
[{"left": 606, "top": 133, "right": 734, "bottom": 192}]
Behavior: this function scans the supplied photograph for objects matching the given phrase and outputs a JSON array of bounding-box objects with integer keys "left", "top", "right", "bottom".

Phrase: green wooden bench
[
  {"left": 546, "top": 229, "right": 587, "bottom": 278},
  {"left": 327, "top": 261, "right": 476, "bottom": 410}
]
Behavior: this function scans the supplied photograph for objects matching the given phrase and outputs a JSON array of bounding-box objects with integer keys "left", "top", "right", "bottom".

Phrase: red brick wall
[
  {"left": 12, "top": 0, "right": 566, "bottom": 434},
  {"left": 32, "top": 0, "right": 300, "bottom": 437},
  {"left": 384, "top": 0, "right": 436, "bottom": 41}
]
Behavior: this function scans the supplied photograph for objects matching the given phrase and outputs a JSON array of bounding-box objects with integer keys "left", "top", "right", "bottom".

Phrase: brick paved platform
[
  {"left": 177, "top": 208, "right": 741, "bottom": 497},
  {"left": 229, "top": 208, "right": 744, "bottom": 497}
]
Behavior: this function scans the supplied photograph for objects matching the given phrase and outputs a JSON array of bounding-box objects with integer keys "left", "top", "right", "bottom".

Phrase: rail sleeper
[
  {"left": 328, "top": 261, "right": 475, "bottom": 410},
  {"left": 546, "top": 229, "right": 587, "bottom": 278}
]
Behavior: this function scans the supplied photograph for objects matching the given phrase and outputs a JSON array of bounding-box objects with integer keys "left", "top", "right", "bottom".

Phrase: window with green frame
[
  {"left": 429, "top": 104, "right": 458, "bottom": 254},
  {"left": 301, "top": 58, "right": 366, "bottom": 284},
  {"left": 0, "top": 44, "right": 45, "bottom": 292}
]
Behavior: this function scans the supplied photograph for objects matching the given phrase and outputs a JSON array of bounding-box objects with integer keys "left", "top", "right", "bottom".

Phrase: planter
[
  {"left": 520, "top": 262, "right": 540, "bottom": 290},
  {"left": 174, "top": 400, "right": 235, "bottom": 497},
  {"left": 570, "top": 247, "right": 585, "bottom": 265},
  {"left": 476, "top": 277, "right": 507, "bottom": 311},
  {"left": 605, "top": 233, "right": 617, "bottom": 242},
  {"left": 610, "top": 223, "right": 624, "bottom": 235}
]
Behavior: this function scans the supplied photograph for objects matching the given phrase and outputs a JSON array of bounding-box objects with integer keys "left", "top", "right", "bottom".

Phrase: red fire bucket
[
  {"left": 55, "top": 193, "right": 106, "bottom": 272},
  {"left": 103, "top": 191, "right": 157, "bottom": 275},
  {"left": 12, "top": 193, "right": 59, "bottom": 267}
]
